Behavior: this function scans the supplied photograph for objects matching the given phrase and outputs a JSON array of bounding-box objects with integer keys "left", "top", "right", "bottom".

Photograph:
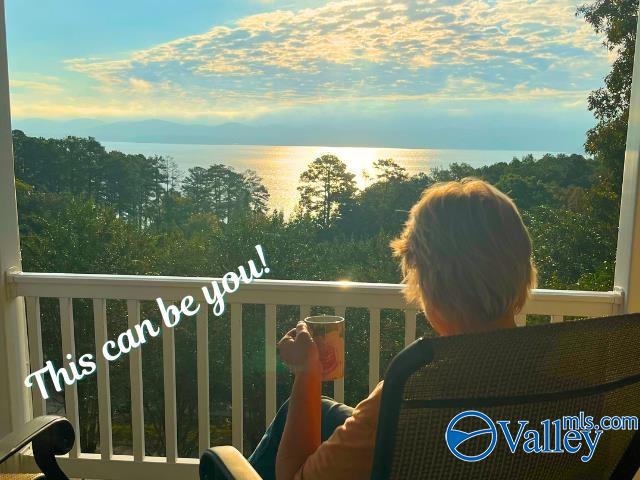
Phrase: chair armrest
[
  {"left": 200, "top": 446, "right": 262, "bottom": 480},
  {"left": 0, "top": 416, "right": 74, "bottom": 480}
]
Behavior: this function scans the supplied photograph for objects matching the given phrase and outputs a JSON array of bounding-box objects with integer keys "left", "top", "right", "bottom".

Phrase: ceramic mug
[{"left": 305, "top": 315, "right": 345, "bottom": 381}]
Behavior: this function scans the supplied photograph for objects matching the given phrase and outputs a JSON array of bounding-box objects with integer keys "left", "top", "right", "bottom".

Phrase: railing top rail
[
  {"left": 6, "top": 270, "right": 623, "bottom": 316},
  {"left": 5, "top": 270, "right": 623, "bottom": 300},
  {"left": 7, "top": 271, "right": 406, "bottom": 292}
]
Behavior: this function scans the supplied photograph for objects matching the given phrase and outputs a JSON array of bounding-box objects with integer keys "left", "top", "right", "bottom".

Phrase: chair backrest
[{"left": 371, "top": 313, "right": 640, "bottom": 480}]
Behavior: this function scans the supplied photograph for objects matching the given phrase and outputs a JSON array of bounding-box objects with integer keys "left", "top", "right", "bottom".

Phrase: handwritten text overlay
[{"left": 24, "top": 245, "right": 270, "bottom": 399}]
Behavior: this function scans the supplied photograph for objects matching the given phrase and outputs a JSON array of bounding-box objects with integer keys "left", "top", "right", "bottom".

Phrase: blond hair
[{"left": 391, "top": 178, "right": 536, "bottom": 328}]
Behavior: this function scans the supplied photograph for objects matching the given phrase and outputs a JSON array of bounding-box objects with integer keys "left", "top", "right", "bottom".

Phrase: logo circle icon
[{"left": 445, "top": 410, "right": 497, "bottom": 462}]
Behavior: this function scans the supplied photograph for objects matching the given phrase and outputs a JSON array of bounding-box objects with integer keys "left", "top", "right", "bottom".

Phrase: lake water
[{"left": 103, "top": 142, "right": 556, "bottom": 214}]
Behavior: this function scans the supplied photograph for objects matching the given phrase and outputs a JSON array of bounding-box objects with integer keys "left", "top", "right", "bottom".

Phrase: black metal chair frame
[{"left": 0, "top": 416, "right": 74, "bottom": 480}]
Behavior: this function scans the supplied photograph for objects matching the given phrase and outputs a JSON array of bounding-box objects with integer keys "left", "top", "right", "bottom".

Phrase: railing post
[
  {"left": 0, "top": 0, "right": 30, "bottom": 439},
  {"left": 615, "top": 10, "right": 640, "bottom": 315}
]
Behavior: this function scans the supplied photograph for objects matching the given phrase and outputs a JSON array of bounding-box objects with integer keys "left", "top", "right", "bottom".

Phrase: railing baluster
[
  {"left": 369, "top": 308, "right": 381, "bottom": 393},
  {"left": 127, "top": 300, "right": 145, "bottom": 461},
  {"left": 333, "top": 306, "right": 345, "bottom": 403},
  {"left": 515, "top": 314, "right": 527, "bottom": 327},
  {"left": 25, "top": 297, "right": 46, "bottom": 417},
  {"left": 93, "top": 299, "right": 112, "bottom": 460},
  {"left": 162, "top": 301, "right": 178, "bottom": 463},
  {"left": 404, "top": 309, "right": 417, "bottom": 347},
  {"left": 197, "top": 306, "right": 210, "bottom": 453},
  {"left": 265, "top": 304, "right": 277, "bottom": 427},
  {"left": 551, "top": 315, "right": 564, "bottom": 323},
  {"left": 231, "top": 303, "right": 243, "bottom": 452},
  {"left": 59, "top": 297, "right": 80, "bottom": 457},
  {"left": 299, "top": 304, "right": 312, "bottom": 394}
]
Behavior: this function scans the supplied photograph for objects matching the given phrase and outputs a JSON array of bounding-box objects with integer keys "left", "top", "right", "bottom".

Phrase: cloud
[
  {"left": 128, "top": 77, "right": 153, "bottom": 92},
  {"left": 28, "top": 0, "right": 611, "bottom": 119},
  {"left": 10, "top": 77, "right": 63, "bottom": 95}
]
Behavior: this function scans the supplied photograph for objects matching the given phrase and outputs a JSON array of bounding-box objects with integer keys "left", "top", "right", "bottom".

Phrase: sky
[{"left": 5, "top": 0, "right": 612, "bottom": 150}]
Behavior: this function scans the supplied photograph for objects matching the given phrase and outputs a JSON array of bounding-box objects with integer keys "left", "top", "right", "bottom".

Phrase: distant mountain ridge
[
  {"left": 11, "top": 117, "right": 587, "bottom": 152},
  {"left": 15, "top": 118, "right": 384, "bottom": 147}
]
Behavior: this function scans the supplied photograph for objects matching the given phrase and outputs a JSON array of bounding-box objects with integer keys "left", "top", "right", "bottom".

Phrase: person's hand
[{"left": 277, "top": 322, "right": 321, "bottom": 374}]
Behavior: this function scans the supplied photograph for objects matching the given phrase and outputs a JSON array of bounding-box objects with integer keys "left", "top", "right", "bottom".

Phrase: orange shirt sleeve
[{"left": 293, "top": 381, "right": 384, "bottom": 480}]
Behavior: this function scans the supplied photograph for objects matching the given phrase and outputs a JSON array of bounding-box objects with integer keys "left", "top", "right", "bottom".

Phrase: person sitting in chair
[{"left": 248, "top": 178, "right": 537, "bottom": 480}]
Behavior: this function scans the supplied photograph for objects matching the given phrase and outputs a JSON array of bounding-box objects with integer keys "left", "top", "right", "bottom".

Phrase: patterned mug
[{"left": 305, "top": 315, "right": 345, "bottom": 381}]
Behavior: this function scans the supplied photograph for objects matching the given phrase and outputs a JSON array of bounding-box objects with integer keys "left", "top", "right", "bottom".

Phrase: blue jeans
[{"left": 248, "top": 396, "right": 354, "bottom": 480}]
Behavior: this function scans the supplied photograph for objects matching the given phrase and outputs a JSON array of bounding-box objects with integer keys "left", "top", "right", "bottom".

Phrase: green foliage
[
  {"left": 19, "top": 193, "right": 155, "bottom": 274},
  {"left": 525, "top": 207, "right": 616, "bottom": 290},
  {"left": 340, "top": 175, "right": 430, "bottom": 237},
  {"left": 495, "top": 174, "right": 555, "bottom": 211}
]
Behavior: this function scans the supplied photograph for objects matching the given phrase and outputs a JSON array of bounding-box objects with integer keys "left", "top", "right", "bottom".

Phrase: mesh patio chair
[
  {"left": 200, "top": 313, "right": 640, "bottom": 480},
  {"left": 0, "top": 416, "right": 74, "bottom": 480}
]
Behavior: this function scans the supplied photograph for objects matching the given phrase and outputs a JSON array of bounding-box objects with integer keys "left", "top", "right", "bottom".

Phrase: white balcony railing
[{"left": 5, "top": 271, "right": 624, "bottom": 480}]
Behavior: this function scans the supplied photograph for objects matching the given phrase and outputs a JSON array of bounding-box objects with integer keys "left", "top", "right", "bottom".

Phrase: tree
[
  {"left": 340, "top": 169, "right": 431, "bottom": 237},
  {"left": 182, "top": 165, "right": 270, "bottom": 221},
  {"left": 159, "top": 156, "right": 181, "bottom": 192},
  {"left": 241, "top": 169, "right": 270, "bottom": 214},
  {"left": 577, "top": 0, "right": 638, "bottom": 191},
  {"left": 495, "top": 173, "right": 556, "bottom": 210},
  {"left": 373, "top": 158, "right": 408, "bottom": 182},
  {"left": 525, "top": 206, "right": 616, "bottom": 290},
  {"left": 160, "top": 191, "right": 198, "bottom": 231},
  {"left": 182, "top": 166, "right": 214, "bottom": 214},
  {"left": 427, "top": 162, "right": 477, "bottom": 182},
  {"left": 297, "top": 155, "right": 356, "bottom": 228}
]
